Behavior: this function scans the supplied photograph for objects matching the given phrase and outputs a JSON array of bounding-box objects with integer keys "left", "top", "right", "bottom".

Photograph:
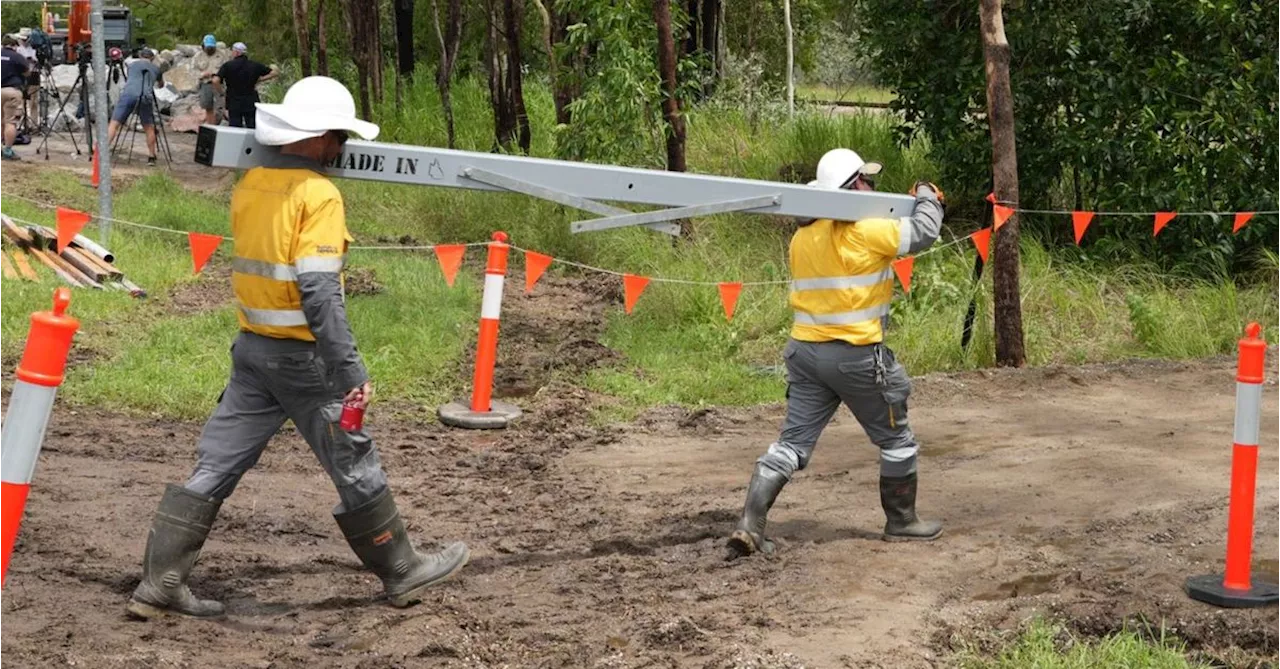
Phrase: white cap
[
  {"left": 810, "top": 148, "right": 883, "bottom": 189},
  {"left": 254, "top": 76, "right": 380, "bottom": 146}
]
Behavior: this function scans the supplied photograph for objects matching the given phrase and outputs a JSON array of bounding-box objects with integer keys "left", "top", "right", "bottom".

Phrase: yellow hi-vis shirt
[
  {"left": 788, "top": 216, "right": 910, "bottom": 346},
  {"left": 230, "top": 165, "right": 353, "bottom": 341}
]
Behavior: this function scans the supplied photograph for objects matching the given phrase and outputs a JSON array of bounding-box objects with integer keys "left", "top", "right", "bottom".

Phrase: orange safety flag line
[
  {"left": 892, "top": 256, "right": 915, "bottom": 293},
  {"left": 971, "top": 227, "right": 992, "bottom": 263},
  {"left": 55, "top": 207, "right": 92, "bottom": 253},
  {"left": 187, "top": 232, "right": 224, "bottom": 274},
  {"left": 524, "top": 250, "right": 553, "bottom": 294},
  {"left": 1153, "top": 211, "right": 1177, "bottom": 237},
  {"left": 91, "top": 147, "right": 100, "bottom": 188},
  {"left": 1072, "top": 211, "right": 1095, "bottom": 245},
  {"left": 993, "top": 204, "right": 1015, "bottom": 231},
  {"left": 623, "top": 274, "right": 649, "bottom": 314},
  {"left": 433, "top": 244, "right": 465, "bottom": 287},
  {"left": 718, "top": 282, "right": 742, "bottom": 321},
  {"left": 985, "top": 192, "right": 996, "bottom": 204},
  {"left": 1233, "top": 212, "right": 1255, "bottom": 234}
]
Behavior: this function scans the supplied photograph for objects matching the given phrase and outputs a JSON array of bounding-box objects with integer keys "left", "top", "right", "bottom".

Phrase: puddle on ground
[{"left": 972, "top": 572, "right": 1061, "bottom": 601}]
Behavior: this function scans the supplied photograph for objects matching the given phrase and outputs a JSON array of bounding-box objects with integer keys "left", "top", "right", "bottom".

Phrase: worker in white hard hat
[
  {"left": 727, "top": 148, "right": 947, "bottom": 558},
  {"left": 127, "top": 77, "right": 468, "bottom": 620}
]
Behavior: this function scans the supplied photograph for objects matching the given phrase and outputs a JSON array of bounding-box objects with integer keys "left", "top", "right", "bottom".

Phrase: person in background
[
  {"left": 192, "top": 34, "right": 227, "bottom": 125},
  {"left": 106, "top": 48, "right": 164, "bottom": 166},
  {"left": 12, "top": 33, "right": 38, "bottom": 134},
  {"left": 213, "top": 42, "right": 277, "bottom": 129},
  {"left": 1, "top": 36, "right": 30, "bottom": 160}
]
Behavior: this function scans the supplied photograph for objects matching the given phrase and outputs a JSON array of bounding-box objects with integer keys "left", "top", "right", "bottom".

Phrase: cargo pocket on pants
[{"left": 321, "top": 401, "right": 378, "bottom": 488}]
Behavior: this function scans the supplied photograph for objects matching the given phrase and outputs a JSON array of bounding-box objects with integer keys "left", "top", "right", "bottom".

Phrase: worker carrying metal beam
[
  {"left": 126, "top": 76, "right": 469, "bottom": 620},
  {"left": 727, "top": 148, "right": 947, "bottom": 558}
]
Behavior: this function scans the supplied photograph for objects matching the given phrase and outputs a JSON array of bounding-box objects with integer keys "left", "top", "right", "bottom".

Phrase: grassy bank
[
  {"left": 2, "top": 78, "right": 1276, "bottom": 421},
  {"left": 956, "top": 619, "right": 1211, "bottom": 669}
]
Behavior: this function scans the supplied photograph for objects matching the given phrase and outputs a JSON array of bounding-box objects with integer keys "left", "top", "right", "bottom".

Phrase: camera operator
[
  {"left": 13, "top": 33, "right": 40, "bottom": 135},
  {"left": 1, "top": 36, "right": 31, "bottom": 160},
  {"left": 107, "top": 47, "right": 163, "bottom": 166}
]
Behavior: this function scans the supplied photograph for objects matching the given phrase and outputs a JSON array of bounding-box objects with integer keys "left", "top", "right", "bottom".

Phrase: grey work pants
[
  {"left": 758, "top": 339, "right": 919, "bottom": 479},
  {"left": 184, "top": 332, "right": 388, "bottom": 512}
]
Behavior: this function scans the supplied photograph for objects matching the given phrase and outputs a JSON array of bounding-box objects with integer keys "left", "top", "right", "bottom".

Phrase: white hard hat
[
  {"left": 254, "top": 76, "right": 380, "bottom": 146},
  {"left": 810, "top": 148, "right": 883, "bottom": 189}
]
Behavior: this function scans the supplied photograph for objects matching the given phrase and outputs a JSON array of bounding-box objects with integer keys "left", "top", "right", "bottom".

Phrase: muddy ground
[{"left": 3, "top": 142, "right": 1279, "bottom": 668}]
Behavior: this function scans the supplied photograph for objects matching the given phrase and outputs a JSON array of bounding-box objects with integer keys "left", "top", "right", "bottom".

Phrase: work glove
[{"left": 910, "top": 181, "right": 945, "bottom": 205}]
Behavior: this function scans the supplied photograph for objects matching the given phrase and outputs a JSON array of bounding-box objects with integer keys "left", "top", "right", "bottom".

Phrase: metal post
[{"left": 90, "top": 0, "right": 112, "bottom": 242}]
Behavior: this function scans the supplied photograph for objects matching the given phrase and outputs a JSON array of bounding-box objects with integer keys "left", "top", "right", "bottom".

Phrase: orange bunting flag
[
  {"left": 524, "top": 250, "right": 554, "bottom": 294},
  {"left": 992, "top": 204, "right": 1015, "bottom": 230},
  {"left": 55, "top": 207, "right": 92, "bottom": 253},
  {"left": 1233, "top": 212, "right": 1255, "bottom": 234},
  {"left": 718, "top": 282, "right": 743, "bottom": 321},
  {"left": 623, "top": 274, "right": 649, "bottom": 314},
  {"left": 1153, "top": 212, "right": 1176, "bottom": 237},
  {"left": 433, "top": 244, "right": 465, "bottom": 287},
  {"left": 971, "top": 227, "right": 992, "bottom": 263},
  {"left": 985, "top": 192, "right": 996, "bottom": 204},
  {"left": 1072, "top": 211, "right": 1095, "bottom": 245},
  {"left": 892, "top": 256, "right": 915, "bottom": 293},
  {"left": 91, "top": 148, "right": 100, "bottom": 188},
  {"left": 187, "top": 232, "right": 223, "bottom": 274}
]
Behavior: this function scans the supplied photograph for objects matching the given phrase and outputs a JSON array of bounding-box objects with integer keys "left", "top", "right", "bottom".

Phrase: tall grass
[{"left": 2, "top": 75, "right": 1275, "bottom": 419}]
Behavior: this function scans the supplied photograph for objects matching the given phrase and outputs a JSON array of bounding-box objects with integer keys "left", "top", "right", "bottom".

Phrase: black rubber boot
[
  {"left": 126, "top": 484, "right": 226, "bottom": 619},
  {"left": 726, "top": 464, "right": 787, "bottom": 559},
  {"left": 880, "top": 473, "right": 943, "bottom": 542},
  {"left": 335, "top": 488, "right": 470, "bottom": 607}
]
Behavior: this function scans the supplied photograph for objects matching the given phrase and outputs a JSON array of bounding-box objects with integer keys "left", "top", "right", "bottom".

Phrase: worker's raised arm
[
  {"left": 899, "top": 182, "right": 945, "bottom": 255},
  {"left": 293, "top": 189, "right": 368, "bottom": 393}
]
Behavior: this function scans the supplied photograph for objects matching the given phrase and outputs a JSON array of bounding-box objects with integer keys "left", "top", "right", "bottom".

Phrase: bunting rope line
[{"left": 0, "top": 193, "right": 976, "bottom": 289}]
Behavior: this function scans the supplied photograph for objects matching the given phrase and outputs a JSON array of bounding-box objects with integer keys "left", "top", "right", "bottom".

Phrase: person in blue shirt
[
  {"left": 1, "top": 36, "right": 30, "bottom": 160},
  {"left": 107, "top": 48, "right": 164, "bottom": 165}
]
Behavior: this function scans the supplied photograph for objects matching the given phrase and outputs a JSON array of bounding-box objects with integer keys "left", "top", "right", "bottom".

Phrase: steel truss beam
[{"left": 196, "top": 126, "right": 915, "bottom": 236}]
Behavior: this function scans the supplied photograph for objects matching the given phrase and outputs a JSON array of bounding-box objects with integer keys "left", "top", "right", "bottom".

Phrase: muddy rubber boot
[
  {"left": 126, "top": 485, "right": 226, "bottom": 619},
  {"left": 334, "top": 488, "right": 470, "bottom": 608},
  {"left": 726, "top": 464, "right": 787, "bottom": 559},
  {"left": 880, "top": 473, "right": 943, "bottom": 542}
]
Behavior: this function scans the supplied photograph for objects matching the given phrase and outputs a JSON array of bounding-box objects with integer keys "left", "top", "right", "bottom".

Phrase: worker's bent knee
[
  {"left": 184, "top": 467, "right": 245, "bottom": 501},
  {"left": 757, "top": 441, "right": 810, "bottom": 480},
  {"left": 878, "top": 444, "right": 918, "bottom": 477}
]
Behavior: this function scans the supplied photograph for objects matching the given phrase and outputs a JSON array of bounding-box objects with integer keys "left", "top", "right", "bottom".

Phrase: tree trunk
[
  {"left": 529, "top": 0, "right": 569, "bottom": 124},
  {"left": 979, "top": 0, "right": 1025, "bottom": 367},
  {"left": 293, "top": 0, "right": 312, "bottom": 77},
  {"left": 343, "top": 0, "right": 375, "bottom": 120},
  {"left": 431, "top": 0, "right": 462, "bottom": 148},
  {"left": 315, "top": 0, "right": 329, "bottom": 76},
  {"left": 684, "top": 0, "right": 720, "bottom": 93},
  {"left": 503, "top": 0, "right": 530, "bottom": 153},
  {"left": 783, "top": 0, "right": 793, "bottom": 119},
  {"left": 394, "top": 0, "right": 415, "bottom": 78},
  {"left": 653, "top": 0, "right": 686, "bottom": 172}
]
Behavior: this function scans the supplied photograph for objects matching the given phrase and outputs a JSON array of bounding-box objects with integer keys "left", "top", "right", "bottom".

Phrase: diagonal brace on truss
[
  {"left": 459, "top": 167, "right": 680, "bottom": 236},
  {"left": 569, "top": 195, "right": 782, "bottom": 233}
]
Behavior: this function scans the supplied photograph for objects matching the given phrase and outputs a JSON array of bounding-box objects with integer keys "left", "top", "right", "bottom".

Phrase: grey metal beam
[
  {"left": 195, "top": 126, "right": 916, "bottom": 224},
  {"left": 460, "top": 167, "right": 680, "bottom": 236},
  {"left": 570, "top": 195, "right": 780, "bottom": 233}
]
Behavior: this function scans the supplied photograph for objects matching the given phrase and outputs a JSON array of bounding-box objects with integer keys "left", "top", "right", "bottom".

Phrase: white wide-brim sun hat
[{"left": 253, "top": 76, "right": 380, "bottom": 146}]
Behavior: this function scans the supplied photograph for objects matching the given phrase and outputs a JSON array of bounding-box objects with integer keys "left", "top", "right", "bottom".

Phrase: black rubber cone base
[
  {"left": 1185, "top": 574, "right": 1279, "bottom": 608},
  {"left": 438, "top": 399, "right": 522, "bottom": 429}
]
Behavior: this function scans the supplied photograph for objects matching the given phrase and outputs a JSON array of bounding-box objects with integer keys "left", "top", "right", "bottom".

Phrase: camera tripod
[{"left": 33, "top": 53, "right": 128, "bottom": 161}]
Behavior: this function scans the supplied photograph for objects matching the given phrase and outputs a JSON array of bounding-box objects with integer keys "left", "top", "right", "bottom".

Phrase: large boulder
[
  {"left": 51, "top": 64, "right": 86, "bottom": 93},
  {"left": 169, "top": 106, "right": 208, "bottom": 133},
  {"left": 162, "top": 61, "right": 202, "bottom": 94},
  {"left": 175, "top": 44, "right": 198, "bottom": 58}
]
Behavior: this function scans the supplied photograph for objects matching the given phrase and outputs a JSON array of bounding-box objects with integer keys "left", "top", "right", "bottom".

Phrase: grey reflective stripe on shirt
[
  {"left": 793, "top": 303, "right": 890, "bottom": 326},
  {"left": 240, "top": 305, "right": 309, "bottom": 327},
  {"left": 791, "top": 268, "right": 893, "bottom": 291},
  {"left": 232, "top": 256, "right": 296, "bottom": 281},
  {"left": 295, "top": 255, "right": 345, "bottom": 274},
  {"left": 897, "top": 217, "right": 914, "bottom": 256}
]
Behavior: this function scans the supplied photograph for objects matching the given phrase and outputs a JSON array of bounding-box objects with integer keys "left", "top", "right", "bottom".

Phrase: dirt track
[
  {"left": 2, "top": 146, "right": 1277, "bottom": 668},
  {"left": 3, "top": 353, "right": 1277, "bottom": 668}
]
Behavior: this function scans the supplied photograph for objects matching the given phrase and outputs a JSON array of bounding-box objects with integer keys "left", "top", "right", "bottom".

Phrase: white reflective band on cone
[
  {"left": 1233, "top": 381, "right": 1262, "bottom": 446},
  {"left": 1, "top": 381, "right": 58, "bottom": 485},
  {"left": 481, "top": 274, "right": 505, "bottom": 320}
]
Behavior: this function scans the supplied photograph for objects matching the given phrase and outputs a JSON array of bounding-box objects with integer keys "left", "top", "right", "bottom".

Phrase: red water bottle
[{"left": 339, "top": 390, "right": 367, "bottom": 432}]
